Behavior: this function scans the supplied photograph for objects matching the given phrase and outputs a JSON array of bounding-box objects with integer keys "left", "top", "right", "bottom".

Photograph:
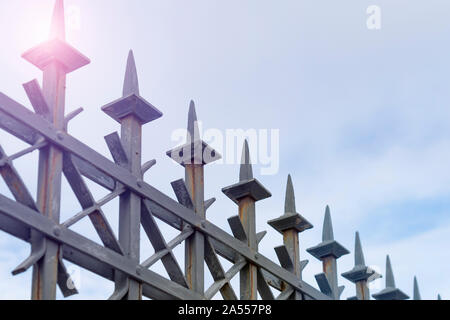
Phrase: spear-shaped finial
[
  {"left": 50, "top": 0, "right": 66, "bottom": 41},
  {"left": 239, "top": 140, "right": 253, "bottom": 182},
  {"left": 341, "top": 231, "right": 379, "bottom": 300},
  {"left": 354, "top": 231, "right": 365, "bottom": 266},
  {"left": 372, "top": 254, "right": 409, "bottom": 300},
  {"left": 284, "top": 175, "right": 296, "bottom": 214},
  {"left": 385, "top": 255, "right": 395, "bottom": 288},
  {"left": 102, "top": 50, "right": 162, "bottom": 124},
  {"left": 322, "top": 206, "right": 334, "bottom": 241},
  {"left": 187, "top": 100, "right": 200, "bottom": 142},
  {"left": 123, "top": 50, "right": 140, "bottom": 97},
  {"left": 413, "top": 276, "right": 421, "bottom": 300},
  {"left": 23, "top": 0, "right": 90, "bottom": 73}
]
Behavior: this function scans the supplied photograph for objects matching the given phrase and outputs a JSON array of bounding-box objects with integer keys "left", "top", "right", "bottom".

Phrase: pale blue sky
[{"left": 0, "top": 0, "right": 449, "bottom": 299}]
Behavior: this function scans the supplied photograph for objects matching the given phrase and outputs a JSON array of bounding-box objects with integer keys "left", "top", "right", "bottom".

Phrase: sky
[{"left": 0, "top": 0, "right": 450, "bottom": 300}]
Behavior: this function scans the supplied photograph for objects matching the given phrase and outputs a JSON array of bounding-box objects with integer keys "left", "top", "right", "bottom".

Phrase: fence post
[
  {"left": 372, "top": 255, "right": 409, "bottom": 300},
  {"left": 268, "top": 175, "right": 313, "bottom": 299},
  {"left": 102, "top": 50, "right": 162, "bottom": 299},
  {"left": 222, "top": 140, "right": 271, "bottom": 299},
  {"left": 21, "top": 0, "right": 90, "bottom": 299},
  {"left": 307, "top": 206, "right": 349, "bottom": 300},
  {"left": 341, "top": 232, "right": 380, "bottom": 300},
  {"left": 166, "top": 101, "right": 221, "bottom": 294}
]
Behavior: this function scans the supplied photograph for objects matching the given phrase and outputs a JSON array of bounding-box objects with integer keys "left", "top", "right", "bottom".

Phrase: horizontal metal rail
[{"left": 0, "top": 92, "right": 330, "bottom": 300}]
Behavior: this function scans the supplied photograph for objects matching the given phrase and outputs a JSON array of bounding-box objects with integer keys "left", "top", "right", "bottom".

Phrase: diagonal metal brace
[
  {"left": 300, "top": 259, "right": 309, "bottom": 271},
  {"left": 64, "top": 108, "right": 84, "bottom": 131},
  {"left": 141, "top": 160, "right": 156, "bottom": 176},
  {"left": 170, "top": 179, "right": 194, "bottom": 210},
  {"left": 204, "top": 198, "right": 216, "bottom": 211},
  {"left": 227, "top": 216, "right": 247, "bottom": 242},
  {"left": 108, "top": 279, "right": 129, "bottom": 300},
  {"left": 12, "top": 236, "right": 46, "bottom": 276},
  {"left": 23, "top": 79, "right": 50, "bottom": 120},
  {"left": 105, "top": 132, "right": 129, "bottom": 168},
  {"left": 256, "top": 231, "right": 267, "bottom": 244},
  {"left": 274, "top": 245, "right": 294, "bottom": 273},
  {"left": 315, "top": 273, "right": 333, "bottom": 297},
  {"left": 257, "top": 268, "right": 275, "bottom": 300},
  {"left": 57, "top": 249, "right": 79, "bottom": 297}
]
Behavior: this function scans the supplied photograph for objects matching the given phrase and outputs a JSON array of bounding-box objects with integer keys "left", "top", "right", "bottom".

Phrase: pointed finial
[
  {"left": 284, "top": 175, "right": 296, "bottom": 214},
  {"left": 239, "top": 140, "right": 253, "bottom": 182},
  {"left": 354, "top": 231, "right": 365, "bottom": 266},
  {"left": 385, "top": 255, "right": 396, "bottom": 288},
  {"left": 322, "top": 205, "right": 334, "bottom": 241},
  {"left": 438, "top": 294, "right": 442, "bottom": 300},
  {"left": 187, "top": 100, "right": 200, "bottom": 142},
  {"left": 49, "top": 0, "right": 66, "bottom": 41},
  {"left": 123, "top": 50, "right": 140, "bottom": 97},
  {"left": 413, "top": 276, "right": 421, "bottom": 300}
]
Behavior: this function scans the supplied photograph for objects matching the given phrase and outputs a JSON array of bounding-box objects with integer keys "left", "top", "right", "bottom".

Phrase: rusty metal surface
[{"left": 0, "top": 0, "right": 425, "bottom": 301}]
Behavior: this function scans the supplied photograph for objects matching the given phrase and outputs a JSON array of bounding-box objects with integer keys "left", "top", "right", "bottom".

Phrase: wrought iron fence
[{"left": 0, "top": 0, "right": 435, "bottom": 300}]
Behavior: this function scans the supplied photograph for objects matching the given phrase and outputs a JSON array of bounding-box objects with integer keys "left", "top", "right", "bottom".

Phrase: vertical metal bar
[
  {"left": 322, "top": 256, "right": 338, "bottom": 299},
  {"left": 102, "top": 50, "right": 162, "bottom": 300},
  {"left": 355, "top": 281, "right": 370, "bottom": 300},
  {"left": 117, "top": 115, "right": 143, "bottom": 300},
  {"left": 31, "top": 52, "right": 66, "bottom": 301},
  {"left": 184, "top": 163, "right": 205, "bottom": 294},
  {"left": 167, "top": 101, "right": 220, "bottom": 295},
  {"left": 238, "top": 196, "right": 258, "bottom": 300},
  {"left": 267, "top": 175, "right": 312, "bottom": 300},
  {"left": 222, "top": 140, "right": 271, "bottom": 300},
  {"left": 283, "top": 229, "right": 300, "bottom": 279},
  {"left": 23, "top": 0, "right": 89, "bottom": 299},
  {"left": 283, "top": 229, "right": 302, "bottom": 300}
]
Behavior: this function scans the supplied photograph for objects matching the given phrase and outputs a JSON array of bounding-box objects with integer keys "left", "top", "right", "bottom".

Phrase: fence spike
[
  {"left": 268, "top": 175, "right": 312, "bottom": 287},
  {"left": 413, "top": 276, "right": 421, "bottom": 300},
  {"left": 123, "top": 50, "right": 139, "bottom": 96},
  {"left": 307, "top": 206, "right": 348, "bottom": 300},
  {"left": 102, "top": 50, "right": 162, "bottom": 125},
  {"left": 342, "top": 231, "right": 379, "bottom": 300},
  {"left": 239, "top": 140, "right": 253, "bottom": 182},
  {"left": 323, "top": 205, "right": 334, "bottom": 241},
  {"left": 372, "top": 255, "right": 409, "bottom": 300},
  {"left": 222, "top": 140, "right": 271, "bottom": 299},
  {"left": 187, "top": 100, "right": 200, "bottom": 142},
  {"left": 386, "top": 255, "right": 395, "bottom": 288},
  {"left": 285, "top": 174, "right": 296, "bottom": 213},
  {"left": 167, "top": 101, "right": 221, "bottom": 166},
  {"left": 50, "top": 0, "right": 65, "bottom": 41},
  {"left": 355, "top": 231, "right": 365, "bottom": 266}
]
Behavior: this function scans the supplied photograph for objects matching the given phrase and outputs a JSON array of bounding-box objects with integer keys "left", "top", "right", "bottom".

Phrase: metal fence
[{"left": 0, "top": 0, "right": 434, "bottom": 300}]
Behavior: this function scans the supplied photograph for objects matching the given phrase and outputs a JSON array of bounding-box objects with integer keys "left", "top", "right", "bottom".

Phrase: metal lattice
[{"left": 0, "top": 0, "right": 430, "bottom": 300}]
